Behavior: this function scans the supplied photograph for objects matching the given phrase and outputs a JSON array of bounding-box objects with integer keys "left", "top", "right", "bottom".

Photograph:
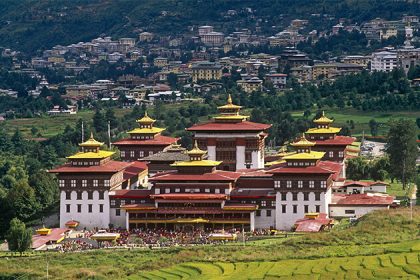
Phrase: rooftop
[{"left": 331, "top": 193, "right": 394, "bottom": 205}]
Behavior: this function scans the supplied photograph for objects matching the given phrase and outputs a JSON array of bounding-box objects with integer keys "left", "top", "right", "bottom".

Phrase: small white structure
[
  {"left": 329, "top": 193, "right": 394, "bottom": 218},
  {"left": 333, "top": 181, "right": 388, "bottom": 194}
]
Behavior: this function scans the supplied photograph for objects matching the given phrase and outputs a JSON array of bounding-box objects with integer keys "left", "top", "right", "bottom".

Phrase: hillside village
[{"left": 0, "top": 15, "right": 420, "bottom": 114}]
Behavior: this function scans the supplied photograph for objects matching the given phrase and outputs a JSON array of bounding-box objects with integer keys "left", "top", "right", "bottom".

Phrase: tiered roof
[
  {"left": 306, "top": 111, "right": 341, "bottom": 134},
  {"left": 283, "top": 134, "right": 325, "bottom": 161},
  {"left": 171, "top": 141, "right": 222, "bottom": 168},
  {"left": 67, "top": 133, "right": 115, "bottom": 160},
  {"left": 187, "top": 95, "right": 271, "bottom": 132},
  {"left": 113, "top": 111, "right": 178, "bottom": 146},
  {"left": 128, "top": 111, "right": 165, "bottom": 135},
  {"left": 50, "top": 133, "right": 132, "bottom": 173}
]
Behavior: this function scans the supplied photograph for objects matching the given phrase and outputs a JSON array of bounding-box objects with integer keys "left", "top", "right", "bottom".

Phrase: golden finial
[
  {"left": 90, "top": 132, "right": 94, "bottom": 139},
  {"left": 227, "top": 94, "right": 233, "bottom": 105}
]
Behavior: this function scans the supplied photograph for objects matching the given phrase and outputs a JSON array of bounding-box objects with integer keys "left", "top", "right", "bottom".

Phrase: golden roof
[
  {"left": 171, "top": 141, "right": 221, "bottom": 167},
  {"left": 67, "top": 150, "right": 115, "bottom": 159},
  {"left": 128, "top": 127, "right": 165, "bottom": 134},
  {"left": 313, "top": 111, "right": 334, "bottom": 124},
  {"left": 217, "top": 94, "right": 242, "bottom": 110},
  {"left": 290, "top": 134, "right": 316, "bottom": 147},
  {"left": 214, "top": 115, "right": 248, "bottom": 121},
  {"left": 187, "top": 140, "right": 207, "bottom": 156},
  {"left": 79, "top": 133, "right": 104, "bottom": 147},
  {"left": 136, "top": 111, "right": 156, "bottom": 124},
  {"left": 171, "top": 159, "right": 222, "bottom": 167},
  {"left": 265, "top": 159, "right": 286, "bottom": 167},
  {"left": 283, "top": 151, "right": 325, "bottom": 160},
  {"left": 306, "top": 127, "right": 341, "bottom": 134}
]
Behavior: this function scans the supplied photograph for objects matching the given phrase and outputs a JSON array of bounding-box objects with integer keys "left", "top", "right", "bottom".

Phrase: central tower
[{"left": 187, "top": 95, "right": 271, "bottom": 171}]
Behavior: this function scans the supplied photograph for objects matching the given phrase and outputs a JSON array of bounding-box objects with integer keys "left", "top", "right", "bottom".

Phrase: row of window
[
  {"left": 241, "top": 200, "right": 276, "bottom": 207},
  {"left": 280, "top": 204, "right": 321, "bottom": 214},
  {"left": 277, "top": 192, "right": 322, "bottom": 201},
  {"left": 59, "top": 179, "right": 110, "bottom": 188},
  {"left": 287, "top": 162, "right": 316, "bottom": 167},
  {"left": 131, "top": 135, "right": 154, "bottom": 140},
  {"left": 120, "top": 150, "right": 153, "bottom": 158},
  {"left": 65, "top": 204, "right": 104, "bottom": 213},
  {"left": 274, "top": 181, "right": 327, "bottom": 189},
  {"left": 65, "top": 191, "right": 105, "bottom": 200},
  {"left": 110, "top": 199, "right": 146, "bottom": 206},
  {"left": 71, "top": 161, "right": 100, "bottom": 166},
  {"left": 155, "top": 188, "right": 229, "bottom": 194}
]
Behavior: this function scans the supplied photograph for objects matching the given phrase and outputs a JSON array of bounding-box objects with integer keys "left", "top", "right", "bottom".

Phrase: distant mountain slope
[{"left": 0, "top": 0, "right": 419, "bottom": 53}]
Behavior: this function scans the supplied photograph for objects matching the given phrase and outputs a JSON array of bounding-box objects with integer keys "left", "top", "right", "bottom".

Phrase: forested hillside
[{"left": 0, "top": 0, "right": 419, "bottom": 53}]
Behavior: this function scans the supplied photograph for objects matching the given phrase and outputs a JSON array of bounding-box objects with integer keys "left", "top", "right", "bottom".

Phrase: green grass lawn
[
  {"left": 0, "top": 207, "right": 419, "bottom": 279},
  {"left": 2, "top": 108, "right": 131, "bottom": 138},
  {"left": 291, "top": 109, "right": 420, "bottom": 137}
]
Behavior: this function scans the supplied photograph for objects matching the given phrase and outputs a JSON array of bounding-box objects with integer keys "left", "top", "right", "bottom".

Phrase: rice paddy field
[
  {"left": 140, "top": 251, "right": 420, "bottom": 280},
  {"left": 0, "top": 208, "right": 419, "bottom": 279}
]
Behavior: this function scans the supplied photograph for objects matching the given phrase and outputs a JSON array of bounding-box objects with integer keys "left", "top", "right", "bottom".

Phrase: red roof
[
  {"left": 32, "top": 228, "right": 68, "bottom": 249},
  {"left": 314, "top": 136, "right": 355, "bottom": 146},
  {"left": 150, "top": 193, "right": 228, "bottom": 200},
  {"left": 294, "top": 213, "right": 333, "bottom": 232},
  {"left": 149, "top": 170, "right": 241, "bottom": 182},
  {"left": 49, "top": 160, "right": 131, "bottom": 173},
  {"left": 187, "top": 121, "right": 271, "bottom": 132},
  {"left": 123, "top": 161, "right": 148, "bottom": 180},
  {"left": 343, "top": 180, "right": 389, "bottom": 187},
  {"left": 113, "top": 135, "right": 178, "bottom": 146},
  {"left": 331, "top": 193, "right": 394, "bottom": 206},
  {"left": 109, "top": 189, "right": 151, "bottom": 199}
]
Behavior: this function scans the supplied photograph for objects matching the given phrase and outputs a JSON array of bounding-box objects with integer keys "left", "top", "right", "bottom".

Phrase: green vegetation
[
  {"left": 0, "top": 208, "right": 419, "bottom": 279},
  {"left": 6, "top": 218, "right": 32, "bottom": 256},
  {"left": 386, "top": 119, "right": 418, "bottom": 189},
  {"left": 0, "top": 0, "right": 419, "bottom": 53},
  {"left": 290, "top": 109, "right": 419, "bottom": 137}
]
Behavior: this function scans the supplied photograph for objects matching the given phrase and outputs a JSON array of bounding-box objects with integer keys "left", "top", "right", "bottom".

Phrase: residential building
[
  {"left": 371, "top": 51, "right": 398, "bottom": 72},
  {"left": 201, "top": 32, "right": 225, "bottom": 46},
  {"left": 265, "top": 73, "right": 287, "bottom": 88},
  {"left": 191, "top": 61, "right": 223, "bottom": 82},
  {"left": 237, "top": 77, "right": 263, "bottom": 93},
  {"left": 198, "top": 25, "right": 214, "bottom": 36}
]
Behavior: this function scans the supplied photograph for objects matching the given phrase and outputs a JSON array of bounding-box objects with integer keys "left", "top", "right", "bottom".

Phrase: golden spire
[
  {"left": 136, "top": 111, "right": 156, "bottom": 124},
  {"left": 187, "top": 140, "right": 206, "bottom": 156},
  {"left": 217, "top": 94, "right": 242, "bottom": 110},
  {"left": 227, "top": 94, "right": 233, "bottom": 105},
  {"left": 79, "top": 133, "right": 104, "bottom": 147},
  {"left": 313, "top": 111, "right": 333, "bottom": 124},
  {"left": 290, "top": 133, "right": 315, "bottom": 147}
]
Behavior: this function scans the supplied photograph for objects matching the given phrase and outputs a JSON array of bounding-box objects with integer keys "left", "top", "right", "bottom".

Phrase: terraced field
[{"left": 139, "top": 252, "right": 420, "bottom": 279}]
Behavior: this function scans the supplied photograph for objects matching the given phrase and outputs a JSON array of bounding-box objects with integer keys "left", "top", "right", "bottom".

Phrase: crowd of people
[
  {"left": 53, "top": 227, "right": 276, "bottom": 252},
  {"left": 56, "top": 239, "right": 96, "bottom": 252}
]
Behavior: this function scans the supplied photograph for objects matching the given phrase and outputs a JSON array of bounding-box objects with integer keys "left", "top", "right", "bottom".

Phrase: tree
[
  {"left": 29, "top": 172, "right": 59, "bottom": 210},
  {"left": 6, "top": 218, "right": 32, "bottom": 255},
  {"left": 369, "top": 119, "right": 379, "bottom": 136},
  {"left": 386, "top": 119, "right": 418, "bottom": 189},
  {"left": 93, "top": 110, "right": 107, "bottom": 132},
  {"left": 6, "top": 180, "right": 39, "bottom": 220},
  {"left": 346, "top": 157, "right": 370, "bottom": 180}
]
